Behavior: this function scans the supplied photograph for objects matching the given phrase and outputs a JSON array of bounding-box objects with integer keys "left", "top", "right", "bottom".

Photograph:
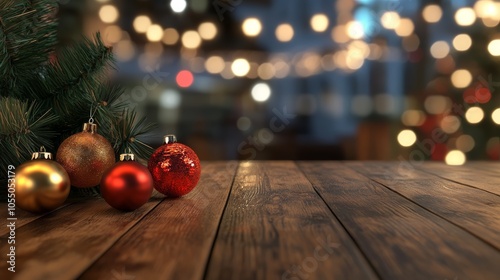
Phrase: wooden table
[{"left": 1, "top": 161, "right": 500, "bottom": 280}]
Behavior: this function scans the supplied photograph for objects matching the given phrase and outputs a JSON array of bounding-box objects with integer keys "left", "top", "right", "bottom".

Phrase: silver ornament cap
[{"left": 164, "top": 135, "right": 177, "bottom": 144}]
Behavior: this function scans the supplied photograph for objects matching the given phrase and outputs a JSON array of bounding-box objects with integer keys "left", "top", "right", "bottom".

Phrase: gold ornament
[
  {"left": 56, "top": 122, "right": 115, "bottom": 188},
  {"left": 15, "top": 147, "right": 71, "bottom": 213}
]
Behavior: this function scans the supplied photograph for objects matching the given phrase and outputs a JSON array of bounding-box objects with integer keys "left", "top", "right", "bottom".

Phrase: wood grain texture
[
  {"left": 79, "top": 161, "right": 238, "bottom": 280},
  {"left": 418, "top": 162, "right": 500, "bottom": 196},
  {"left": 0, "top": 194, "right": 164, "bottom": 280},
  {"left": 299, "top": 161, "right": 500, "bottom": 280},
  {"left": 205, "top": 161, "right": 377, "bottom": 280},
  {"left": 350, "top": 162, "right": 500, "bottom": 249}
]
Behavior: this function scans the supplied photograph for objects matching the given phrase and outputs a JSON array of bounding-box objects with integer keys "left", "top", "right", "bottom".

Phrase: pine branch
[
  {"left": 0, "top": 0, "right": 58, "bottom": 94},
  {"left": 0, "top": 97, "right": 58, "bottom": 170},
  {"left": 108, "top": 110, "right": 156, "bottom": 161}
]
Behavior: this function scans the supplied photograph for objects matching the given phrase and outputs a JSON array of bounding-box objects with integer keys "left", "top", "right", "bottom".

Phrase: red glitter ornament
[
  {"left": 100, "top": 152, "right": 153, "bottom": 211},
  {"left": 148, "top": 135, "right": 201, "bottom": 197}
]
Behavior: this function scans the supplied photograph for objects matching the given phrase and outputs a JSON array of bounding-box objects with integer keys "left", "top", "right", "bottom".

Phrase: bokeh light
[
  {"left": 242, "top": 18, "right": 262, "bottom": 37},
  {"left": 231, "top": 58, "right": 250, "bottom": 77},
  {"left": 381, "top": 11, "right": 400, "bottom": 30},
  {"left": 182, "top": 31, "right": 202, "bottom": 49},
  {"left": 465, "top": 107, "right": 485, "bottom": 124},
  {"left": 146, "top": 24, "right": 163, "bottom": 42},
  {"left": 176, "top": 70, "right": 194, "bottom": 88},
  {"left": 488, "top": 39, "right": 500, "bottom": 56},
  {"left": 276, "top": 23, "right": 294, "bottom": 42},
  {"left": 430, "top": 41, "right": 450, "bottom": 59},
  {"left": 423, "top": 5, "right": 442, "bottom": 23},
  {"left": 251, "top": 83, "right": 271, "bottom": 102},
  {"left": 198, "top": 22, "right": 218, "bottom": 40},
  {"left": 445, "top": 150, "right": 466, "bottom": 165},
  {"left": 205, "top": 56, "right": 225, "bottom": 74},
  {"left": 170, "top": 0, "right": 187, "bottom": 13},
  {"left": 99, "top": 5, "right": 119, "bottom": 23},
  {"left": 452, "top": 34, "right": 472, "bottom": 51},
  {"left": 162, "top": 28, "right": 179, "bottom": 45},
  {"left": 455, "top": 7, "right": 476, "bottom": 26},
  {"left": 310, "top": 14, "right": 329, "bottom": 32},
  {"left": 397, "top": 129, "right": 417, "bottom": 147},
  {"left": 133, "top": 15, "right": 152, "bottom": 33},
  {"left": 491, "top": 108, "right": 500, "bottom": 124},
  {"left": 451, "top": 69, "right": 473, "bottom": 88}
]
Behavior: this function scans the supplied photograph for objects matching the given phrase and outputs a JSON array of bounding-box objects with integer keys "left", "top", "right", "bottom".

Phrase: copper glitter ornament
[
  {"left": 15, "top": 147, "right": 71, "bottom": 213},
  {"left": 56, "top": 122, "right": 115, "bottom": 188},
  {"left": 148, "top": 135, "right": 201, "bottom": 197}
]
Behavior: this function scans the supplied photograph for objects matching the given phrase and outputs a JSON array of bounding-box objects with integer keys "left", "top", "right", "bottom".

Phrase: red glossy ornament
[
  {"left": 148, "top": 135, "right": 201, "bottom": 197},
  {"left": 100, "top": 153, "right": 153, "bottom": 211}
]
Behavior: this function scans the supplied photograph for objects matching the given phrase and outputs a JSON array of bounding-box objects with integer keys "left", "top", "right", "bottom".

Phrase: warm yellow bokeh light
[
  {"left": 133, "top": 15, "right": 152, "bottom": 33},
  {"left": 451, "top": 69, "right": 473, "bottom": 88},
  {"left": 430, "top": 41, "right": 450, "bottom": 59},
  {"left": 465, "top": 107, "right": 485, "bottom": 124},
  {"left": 440, "top": 115, "right": 461, "bottom": 134},
  {"left": 205, "top": 56, "right": 225, "bottom": 74},
  {"left": 455, "top": 7, "right": 477, "bottom": 26},
  {"left": 423, "top": 5, "right": 442, "bottom": 23},
  {"left": 397, "top": 129, "right": 417, "bottom": 147},
  {"left": 474, "top": 0, "right": 500, "bottom": 19},
  {"left": 198, "top": 22, "right": 218, "bottom": 40},
  {"left": 275, "top": 23, "right": 294, "bottom": 42},
  {"left": 452, "top": 34, "right": 472, "bottom": 51},
  {"left": 146, "top": 24, "right": 163, "bottom": 42},
  {"left": 242, "top": 18, "right": 262, "bottom": 37},
  {"left": 401, "top": 110, "right": 426, "bottom": 126},
  {"left": 445, "top": 150, "right": 466, "bottom": 166},
  {"left": 424, "top": 95, "right": 451, "bottom": 114},
  {"left": 162, "top": 28, "right": 179, "bottom": 45},
  {"left": 381, "top": 11, "right": 400, "bottom": 30},
  {"left": 182, "top": 31, "right": 202, "bottom": 49},
  {"left": 231, "top": 58, "right": 250, "bottom": 77},
  {"left": 332, "top": 25, "right": 349, "bottom": 43},
  {"left": 258, "top": 63, "right": 276, "bottom": 80},
  {"left": 395, "top": 18, "right": 414, "bottom": 37},
  {"left": 491, "top": 108, "right": 500, "bottom": 124},
  {"left": 456, "top": 134, "right": 475, "bottom": 152},
  {"left": 99, "top": 5, "right": 119, "bottom": 23},
  {"left": 310, "top": 14, "right": 329, "bottom": 32},
  {"left": 346, "top": 21, "right": 364, "bottom": 39},
  {"left": 488, "top": 39, "right": 500, "bottom": 56},
  {"left": 103, "top": 25, "right": 122, "bottom": 44}
]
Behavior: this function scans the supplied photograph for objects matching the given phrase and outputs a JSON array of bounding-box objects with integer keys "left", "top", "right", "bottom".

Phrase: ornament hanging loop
[
  {"left": 88, "top": 104, "right": 99, "bottom": 124},
  {"left": 32, "top": 146, "right": 53, "bottom": 160}
]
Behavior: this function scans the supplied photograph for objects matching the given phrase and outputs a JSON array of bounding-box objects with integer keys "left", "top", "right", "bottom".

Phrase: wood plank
[
  {"left": 0, "top": 193, "right": 164, "bottom": 280},
  {"left": 299, "top": 161, "right": 500, "bottom": 280},
  {"left": 78, "top": 161, "right": 238, "bottom": 280},
  {"left": 205, "top": 161, "right": 377, "bottom": 280},
  {"left": 350, "top": 162, "right": 500, "bottom": 249},
  {"left": 418, "top": 162, "right": 500, "bottom": 196}
]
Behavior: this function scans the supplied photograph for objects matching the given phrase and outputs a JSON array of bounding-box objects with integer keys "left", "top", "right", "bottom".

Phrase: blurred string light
[
  {"left": 451, "top": 69, "right": 472, "bottom": 88},
  {"left": 258, "top": 62, "right": 276, "bottom": 80},
  {"left": 456, "top": 135, "right": 475, "bottom": 152},
  {"left": 430, "top": 41, "right": 450, "bottom": 59},
  {"left": 452, "top": 34, "right": 472, "bottom": 51},
  {"left": 146, "top": 24, "right": 163, "bottom": 42},
  {"left": 492, "top": 108, "right": 500, "bottom": 124},
  {"left": 381, "top": 11, "right": 400, "bottom": 30},
  {"left": 160, "top": 89, "right": 181, "bottom": 109},
  {"left": 198, "top": 22, "right": 218, "bottom": 40},
  {"left": 176, "top": 70, "right": 194, "bottom": 88},
  {"left": 422, "top": 4, "right": 442, "bottom": 23},
  {"left": 424, "top": 95, "right": 451, "bottom": 114},
  {"left": 465, "top": 107, "right": 484, "bottom": 124},
  {"left": 445, "top": 150, "right": 466, "bottom": 165},
  {"left": 440, "top": 115, "right": 461, "bottom": 134},
  {"left": 205, "top": 56, "right": 225, "bottom": 74},
  {"left": 401, "top": 110, "right": 426, "bottom": 126},
  {"left": 474, "top": 0, "right": 500, "bottom": 19},
  {"left": 397, "top": 129, "right": 417, "bottom": 147},
  {"left": 99, "top": 5, "right": 119, "bottom": 23},
  {"left": 276, "top": 23, "right": 294, "bottom": 42},
  {"left": 488, "top": 39, "right": 500, "bottom": 56},
  {"left": 310, "top": 14, "right": 329, "bottom": 32},
  {"left": 162, "top": 28, "right": 179, "bottom": 45},
  {"left": 182, "top": 31, "right": 202, "bottom": 49},
  {"left": 231, "top": 58, "right": 250, "bottom": 77},
  {"left": 133, "top": 15, "right": 152, "bottom": 33},
  {"left": 242, "top": 18, "right": 262, "bottom": 37},
  {"left": 170, "top": 0, "right": 187, "bottom": 13},
  {"left": 395, "top": 18, "right": 414, "bottom": 37},
  {"left": 346, "top": 20, "right": 364, "bottom": 39},
  {"left": 251, "top": 83, "right": 271, "bottom": 102},
  {"left": 455, "top": 7, "right": 476, "bottom": 26},
  {"left": 237, "top": 117, "right": 252, "bottom": 131}
]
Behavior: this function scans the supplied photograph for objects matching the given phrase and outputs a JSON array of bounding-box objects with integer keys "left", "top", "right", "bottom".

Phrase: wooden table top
[{"left": 1, "top": 161, "right": 500, "bottom": 280}]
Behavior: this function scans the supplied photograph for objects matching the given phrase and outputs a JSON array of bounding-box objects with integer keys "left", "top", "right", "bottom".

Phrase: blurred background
[{"left": 56, "top": 0, "right": 500, "bottom": 164}]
